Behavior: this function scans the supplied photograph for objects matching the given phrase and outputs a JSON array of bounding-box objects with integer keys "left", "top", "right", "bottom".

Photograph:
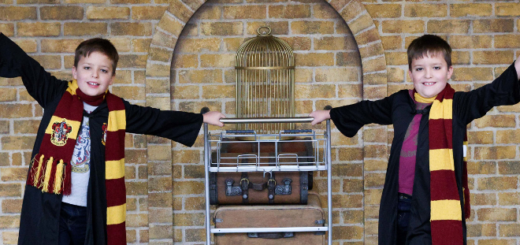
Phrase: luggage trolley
[{"left": 203, "top": 115, "right": 333, "bottom": 244}]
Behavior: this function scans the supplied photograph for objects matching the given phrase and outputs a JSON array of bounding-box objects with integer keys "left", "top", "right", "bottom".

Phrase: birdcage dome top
[{"left": 235, "top": 27, "right": 294, "bottom": 69}]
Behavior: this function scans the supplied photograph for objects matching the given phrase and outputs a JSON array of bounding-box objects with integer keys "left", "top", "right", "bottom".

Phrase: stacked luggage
[{"left": 210, "top": 137, "right": 325, "bottom": 244}]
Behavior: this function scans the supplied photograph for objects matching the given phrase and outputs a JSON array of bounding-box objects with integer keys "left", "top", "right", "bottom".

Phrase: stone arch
[{"left": 143, "top": 0, "right": 388, "bottom": 243}]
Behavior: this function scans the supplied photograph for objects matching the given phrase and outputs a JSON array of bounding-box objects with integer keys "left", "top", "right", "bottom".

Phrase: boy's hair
[
  {"left": 407, "top": 34, "right": 452, "bottom": 69},
  {"left": 74, "top": 38, "right": 119, "bottom": 75}
]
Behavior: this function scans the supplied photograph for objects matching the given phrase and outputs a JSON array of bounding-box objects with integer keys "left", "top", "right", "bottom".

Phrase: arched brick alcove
[{"left": 144, "top": 0, "right": 388, "bottom": 243}]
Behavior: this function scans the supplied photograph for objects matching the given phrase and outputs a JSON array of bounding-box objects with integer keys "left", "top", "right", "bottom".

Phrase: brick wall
[
  {"left": 169, "top": 0, "right": 364, "bottom": 243},
  {"left": 1, "top": 0, "right": 520, "bottom": 245}
]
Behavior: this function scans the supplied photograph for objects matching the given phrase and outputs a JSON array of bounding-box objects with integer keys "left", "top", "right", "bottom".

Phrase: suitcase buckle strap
[
  {"left": 240, "top": 178, "right": 250, "bottom": 190},
  {"left": 267, "top": 177, "right": 276, "bottom": 200},
  {"left": 240, "top": 177, "right": 250, "bottom": 202},
  {"left": 267, "top": 178, "right": 277, "bottom": 188},
  {"left": 275, "top": 178, "right": 292, "bottom": 195},
  {"left": 225, "top": 179, "right": 243, "bottom": 197}
]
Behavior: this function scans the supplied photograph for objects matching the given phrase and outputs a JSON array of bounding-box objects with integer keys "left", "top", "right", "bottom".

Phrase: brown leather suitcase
[
  {"left": 210, "top": 140, "right": 314, "bottom": 205},
  {"left": 209, "top": 171, "right": 310, "bottom": 205},
  {"left": 214, "top": 192, "right": 325, "bottom": 245}
]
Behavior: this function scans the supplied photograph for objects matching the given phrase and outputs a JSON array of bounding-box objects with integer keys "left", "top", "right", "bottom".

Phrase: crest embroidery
[
  {"left": 51, "top": 120, "right": 72, "bottom": 146},
  {"left": 102, "top": 123, "right": 108, "bottom": 146}
]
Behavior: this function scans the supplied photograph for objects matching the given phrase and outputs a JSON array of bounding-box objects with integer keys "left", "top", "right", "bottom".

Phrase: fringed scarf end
[
  {"left": 63, "top": 162, "right": 72, "bottom": 196},
  {"left": 54, "top": 160, "right": 65, "bottom": 194}
]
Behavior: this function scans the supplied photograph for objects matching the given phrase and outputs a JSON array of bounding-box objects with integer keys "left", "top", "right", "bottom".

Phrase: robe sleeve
[
  {"left": 123, "top": 100, "right": 203, "bottom": 147},
  {"left": 0, "top": 33, "right": 68, "bottom": 108},
  {"left": 330, "top": 94, "right": 394, "bottom": 137},
  {"left": 454, "top": 62, "right": 520, "bottom": 125}
]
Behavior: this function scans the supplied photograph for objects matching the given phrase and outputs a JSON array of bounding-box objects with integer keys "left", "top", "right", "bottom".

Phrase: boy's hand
[
  {"left": 203, "top": 111, "right": 225, "bottom": 127},
  {"left": 309, "top": 110, "right": 331, "bottom": 125}
]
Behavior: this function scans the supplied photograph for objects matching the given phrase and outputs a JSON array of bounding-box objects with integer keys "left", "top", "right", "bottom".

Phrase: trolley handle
[
  {"left": 219, "top": 117, "right": 313, "bottom": 124},
  {"left": 200, "top": 105, "right": 332, "bottom": 124}
]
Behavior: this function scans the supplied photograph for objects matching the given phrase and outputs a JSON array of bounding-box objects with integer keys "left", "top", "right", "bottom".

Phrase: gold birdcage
[{"left": 236, "top": 26, "right": 295, "bottom": 134}]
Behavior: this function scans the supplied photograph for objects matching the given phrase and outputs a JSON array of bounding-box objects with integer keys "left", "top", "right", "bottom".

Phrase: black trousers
[
  {"left": 396, "top": 193, "right": 412, "bottom": 245},
  {"left": 59, "top": 202, "right": 87, "bottom": 245}
]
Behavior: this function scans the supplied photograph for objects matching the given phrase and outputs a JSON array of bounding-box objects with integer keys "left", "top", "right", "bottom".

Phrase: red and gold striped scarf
[
  {"left": 428, "top": 84, "right": 470, "bottom": 245},
  {"left": 26, "top": 80, "right": 128, "bottom": 245}
]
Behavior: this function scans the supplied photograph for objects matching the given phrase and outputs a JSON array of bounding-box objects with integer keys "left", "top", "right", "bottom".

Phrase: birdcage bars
[{"left": 235, "top": 27, "right": 295, "bottom": 134}]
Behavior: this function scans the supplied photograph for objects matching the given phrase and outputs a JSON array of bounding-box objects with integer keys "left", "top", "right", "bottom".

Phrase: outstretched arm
[
  {"left": 455, "top": 61, "right": 520, "bottom": 124},
  {"left": 320, "top": 93, "right": 396, "bottom": 138},
  {"left": 0, "top": 33, "right": 67, "bottom": 107},
  {"left": 125, "top": 101, "right": 203, "bottom": 147}
]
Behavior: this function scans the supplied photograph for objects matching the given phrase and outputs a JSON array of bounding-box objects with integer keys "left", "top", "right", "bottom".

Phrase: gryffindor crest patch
[{"left": 51, "top": 120, "right": 72, "bottom": 146}]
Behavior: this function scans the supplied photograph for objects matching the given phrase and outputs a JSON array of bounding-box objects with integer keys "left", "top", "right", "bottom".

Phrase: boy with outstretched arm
[
  {"left": 310, "top": 34, "right": 520, "bottom": 245},
  {"left": 0, "top": 33, "right": 225, "bottom": 245}
]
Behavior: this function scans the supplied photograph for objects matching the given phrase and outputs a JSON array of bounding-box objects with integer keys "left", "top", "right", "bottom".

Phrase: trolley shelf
[
  {"left": 208, "top": 128, "right": 328, "bottom": 173},
  {"left": 203, "top": 116, "right": 333, "bottom": 245},
  {"left": 211, "top": 227, "right": 329, "bottom": 234}
]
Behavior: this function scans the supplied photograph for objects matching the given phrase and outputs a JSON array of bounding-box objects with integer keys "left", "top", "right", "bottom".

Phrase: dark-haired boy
[
  {"left": 0, "top": 33, "right": 225, "bottom": 245},
  {"left": 310, "top": 34, "right": 520, "bottom": 245}
]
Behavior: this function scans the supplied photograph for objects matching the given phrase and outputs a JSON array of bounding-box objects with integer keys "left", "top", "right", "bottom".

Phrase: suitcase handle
[
  {"left": 225, "top": 178, "right": 268, "bottom": 197},
  {"left": 247, "top": 232, "right": 294, "bottom": 239}
]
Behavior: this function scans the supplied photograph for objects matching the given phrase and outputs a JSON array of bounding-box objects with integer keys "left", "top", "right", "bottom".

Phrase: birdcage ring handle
[{"left": 257, "top": 26, "right": 272, "bottom": 36}]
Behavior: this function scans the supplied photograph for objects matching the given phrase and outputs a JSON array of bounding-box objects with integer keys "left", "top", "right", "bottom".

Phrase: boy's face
[
  {"left": 409, "top": 52, "right": 453, "bottom": 99},
  {"left": 72, "top": 51, "right": 114, "bottom": 96}
]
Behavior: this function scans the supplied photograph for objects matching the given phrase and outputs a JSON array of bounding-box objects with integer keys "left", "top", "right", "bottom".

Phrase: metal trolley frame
[{"left": 203, "top": 117, "right": 333, "bottom": 244}]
